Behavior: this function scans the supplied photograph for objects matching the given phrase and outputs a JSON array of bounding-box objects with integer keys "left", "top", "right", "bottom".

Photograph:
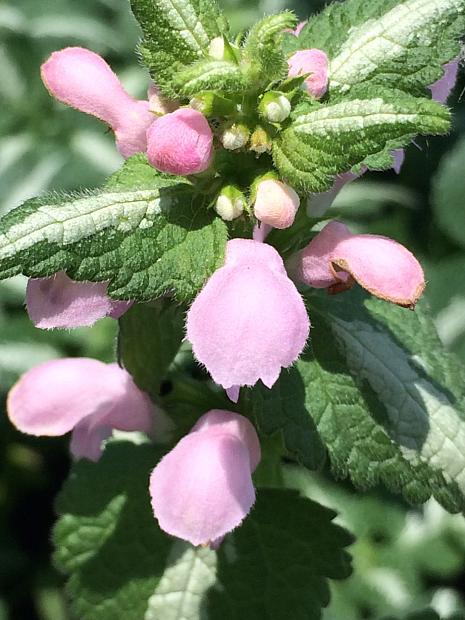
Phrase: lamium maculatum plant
[{"left": 2, "top": 0, "right": 465, "bottom": 617}]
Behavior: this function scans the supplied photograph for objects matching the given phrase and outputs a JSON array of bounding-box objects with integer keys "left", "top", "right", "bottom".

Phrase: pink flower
[
  {"left": 254, "top": 179, "right": 300, "bottom": 229},
  {"left": 26, "top": 272, "right": 132, "bottom": 329},
  {"left": 150, "top": 410, "right": 260, "bottom": 547},
  {"left": 7, "top": 358, "right": 154, "bottom": 461},
  {"left": 293, "top": 21, "right": 307, "bottom": 36},
  {"left": 297, "top": 221, "right": 425, "bottom": 308},
  {"left": 287, "top": 49, "right": 329, "bottom": 99},
  {"left": 307, "top": 171, "right": 361, "bottom": 217},
  {"left": 186, "top": 238, "right": 309, "bottom": 389},
  {"left": 146, "top": 108, "right": 213, "bottom": 175},
  {"left": 41, "top": 47, "right": 154, "bottom": 158},
  {"left": 285, "top": 21, "right": 307, "bottom": 36},
  {"left": 430, "top": 60, "right": 459, "bottom": 103}
]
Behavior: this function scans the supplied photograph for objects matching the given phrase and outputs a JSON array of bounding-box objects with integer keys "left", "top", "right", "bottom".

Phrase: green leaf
[
  {"left": 54, "top": 441, "right": 353, "bottom": 620},
  {"left": 174, "top": 58, "right": 245, "bottom": 96},
  {"left": 53, "top": 442, "right": 170, "bottom": 620},
  {"left": 242, "top": 12, "right": 297, "bottom": 85},
  {"left": 130, "top": 0, "right": 229, "bottom": 97},
  {"left": 118, "top": 301, "right": 185, "bottom": 399},
  {"left": 0, "top": 156, "right": 228, "bottom": 303},
  {"left": 273, "top": 92, "right": 450, "bottom": 192},
  {"left": 432, "top": 133, "right": 465, "bottom": 249},
  {"left": 302, "top": 288, "right": 465, "bottom": 513},
  {"left": 145, "top": 542, "right": 218, "bottom": 620},
  {"left": 298, "top": 0, "right": 464, "bottom": 98},
  {"left": 242, "top": 367, "right": 326, "bottom": 471},
  {"left": 207, "top": 489, "right": 353, "bottom": 620}
]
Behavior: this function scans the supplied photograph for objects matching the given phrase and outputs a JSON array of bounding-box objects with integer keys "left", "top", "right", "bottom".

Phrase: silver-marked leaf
[
  {"left": 329, "top": 0, "right": 465, "bottom": 95},
  {"left": 296, "top": 0, "right": 464, "bottom": 99},
  {"left": 273, "top": 93, "right": 450, "bottom": 192},
  {"left": 130, "top": 0, "right": 229, "bottom": 97},
  {"left": 174, "top": 59, "right": 245, "bottom": 96},
  {"left": 303, "top": 289, "right": 465, "bottom": 513},
  {"left": 145, "top": 541, "right": 217, "bottom": 620},
  {"left": 0, "top": 156, "right": 228, "bottom": 303}
]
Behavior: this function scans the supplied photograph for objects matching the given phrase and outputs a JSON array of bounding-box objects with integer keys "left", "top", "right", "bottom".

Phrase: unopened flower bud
[
  {"left": 190, "top": 92, "right": 237, "bottom": 117},
  {"left": 221, "top": 123, "right": 250, "bottom": 151},
  {"left": 41, "top": 47, "right": 154, "bottom": 158},
  {"left": 250, "top": 126, "right": 273, "bottom": 155},
  {"left": 208, "top": 36, "right": 239, "bottom": 62},
  {"left": 258, "top": 92, "right": 291, "bottom": 123},
  {"left": 147, "top": 108, "right": 213, "bottom": 176},
  {"left": 215, "top": 185, "right": 246, "bottom": 221},
  {"left": 254, "top": 178, "right": 300, "bottom": 229},
  {"left": 287, "top": 49, "right": 329, "bottom": 99}
]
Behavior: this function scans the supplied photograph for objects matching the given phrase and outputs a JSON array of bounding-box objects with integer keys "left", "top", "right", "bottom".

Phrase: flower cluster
[{"left": 7, "top": 32, "right": 459, "bottom": 547}]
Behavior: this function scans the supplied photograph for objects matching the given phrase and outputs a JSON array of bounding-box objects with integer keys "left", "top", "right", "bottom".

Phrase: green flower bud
[
  {"left": 215, "top": 185, "right": 246, "bottom": 221},
  {"left": 250, "top": 126, "right": 273, "bottom": 155},
  {"left": 208, "top": 37, "right": 239, "bottom": 62},
  {"left": 221, "top": 123, "right": 250, "bottom": 151},
  {"left": 258, "top": 92, "right": 291, "bottom": 123},
  {"left": 190, "top": 92, "right": 237, "bottom": 117}
]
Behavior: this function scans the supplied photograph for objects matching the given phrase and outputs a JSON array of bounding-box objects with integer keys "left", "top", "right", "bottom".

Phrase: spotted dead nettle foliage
[{"left": 2, "top": 0, "right": 465, "bottom": 617}]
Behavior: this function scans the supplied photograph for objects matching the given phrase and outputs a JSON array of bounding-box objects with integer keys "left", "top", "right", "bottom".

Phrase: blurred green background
[{"left": 1, "top": 0, "right": 465, "bottom": 618}]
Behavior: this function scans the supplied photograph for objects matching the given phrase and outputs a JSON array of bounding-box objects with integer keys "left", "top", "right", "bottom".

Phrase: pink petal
[
  {"left": 26, "top": 272, "right": 132, "bottom": 329},
  {"left": 392, "top": 149, "right": 405, "bottom": 175},
  {"left": 307, "top": 171, "right": 361, "bottom": 217},
  {"left": 150, "top": 410, "right": 260, "bottom": 546},
  {"left": 186, "top": 239, "right": 309, "bottom": 389},
  {"left": 254, "top": 179, "right": 300, "bottom": 229},
  {"left": 146, "top": 108, "right": 213, "bottom": 175},
  {"left": 298, "top": 221, "right": 425, "bottom": 308},
  {"left": 7, "top": 358, "right": 126, "bottom": 436},
  {"left": 287, "top": 49, "right": 329, "bottom": 99},
  {"left": 70, "top": 419, "right": 113, "bottom": 462},
  {"left": 7, "top": 358, "right": 153, "bottom": 446},
  {"left": 430, "top": 61, "right": 459, "bottom": 103},
  {"left": 226, "top": 385, "right": 240, "bottom": 403},
  {"left": 293, "top": 21, "right": 307, "bottom": 36},
  {"left": 253, "top": 223, "right": 272, "bottom": 243},
  {"left": 41, "top": 47, "right": 154, "bottom": 158},
  {"left": 284, "top": 21, "right": 307, "bottom": 36},
  {"left": 69, "top": 363, "right": 154, "bottom": 461},
  {"left": 191, "top": 409, "right": 261, "bottom": 471}
]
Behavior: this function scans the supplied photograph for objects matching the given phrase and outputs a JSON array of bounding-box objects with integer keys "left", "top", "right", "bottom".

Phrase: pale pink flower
[
  {"left": 287, "top": 49, "right": 329, "bottom": 99},
  {"left": 254, "top": 179, "right": 300, "bottom": 229},
  {"left": 7, "top": 358, "right": 154, "bottom": 461},
  {"left": 186, "top": 238, "right": 309, "bottom": 389},
  {"left": 293, "top": 21, "right": 307, "bottom": 36},
  {"left": 430, "top": 60, "right": 459, "bottom": 103},
  {"left": 150, "top": 410, "right": 260, "bottom": 547},
  {"left": 307, "top": 171, "right": 361, "bottom": 217},
  {"left": 26, "top": 272, "right": 131, "bottom": 329},
  {"left": 146, "top": 108, "right": 213, "bottom": 175},
  {"left": 285, "top": 21, "right": 307, "bottom": 36},
  {"left": 41, "top": 47, "right": 154, "bottom": 158},
  {"left": 298, "top": 221, "right": 425, "bottom": 308}
]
